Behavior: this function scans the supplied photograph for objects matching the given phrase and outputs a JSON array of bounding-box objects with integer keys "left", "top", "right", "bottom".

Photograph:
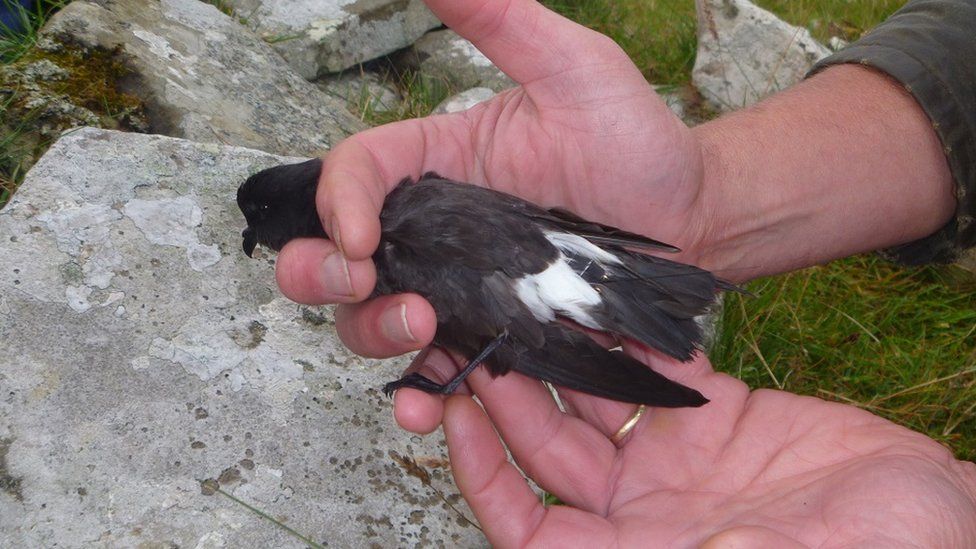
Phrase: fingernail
[
  {"left": 321, "top": 251, "right": 353, "bottom": 297},
  {"left": 380, "top": 303, "right": 417, "bottom": 344},
  {"left": 331, "top": 218, "right": 344, "bottom": 254}
]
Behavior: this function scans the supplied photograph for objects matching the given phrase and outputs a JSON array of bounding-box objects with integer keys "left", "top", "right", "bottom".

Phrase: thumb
[{"left": 422, "top": 0, "right": 628, "bottom": 85}]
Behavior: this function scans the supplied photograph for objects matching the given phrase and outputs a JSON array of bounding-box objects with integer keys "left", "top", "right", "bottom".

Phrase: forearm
[{"left": 692, "top": 64, "right": 956, "bottom": 281}]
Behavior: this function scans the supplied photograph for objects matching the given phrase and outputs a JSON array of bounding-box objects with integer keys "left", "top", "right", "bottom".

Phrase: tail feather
[
  {"left": 586, "top": 252, "right": 732, "bottom": 361},
  {"left": 511, "top": 324, "right": 708, "bottom": 407},
  {"left": 596, "top": 284, "right": 704, "bottom": 361}
]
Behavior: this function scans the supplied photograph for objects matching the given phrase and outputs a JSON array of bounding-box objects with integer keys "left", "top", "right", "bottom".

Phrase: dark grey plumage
[{"left": 237, "top": 158, "right": 738, "bottom": 407}]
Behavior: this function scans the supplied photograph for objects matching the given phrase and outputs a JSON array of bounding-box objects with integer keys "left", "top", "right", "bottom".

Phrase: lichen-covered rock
[
  {"left": 432, "top": 87, "right": 496, "bottom": 115},
  {"left": 41, "top": 0, "right": 365, "bottom": 157},
  {"left": 692, "top": 0, "right": 830, "bottom": 112},
  {"left": 224, "top": 0, "right": 443, "bottom": 78},
  {"left": 0, "top": 128, "right": 485, "bottom": 547},
  {"left": 412, "top": 29, "right": 516, "bottom": 93}
]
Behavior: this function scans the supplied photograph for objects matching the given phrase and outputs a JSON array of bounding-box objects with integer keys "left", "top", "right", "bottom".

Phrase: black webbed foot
[
  {"left": 381, "top": 331, "right": 510, "bottom": 398},
  {"left": 382, "top": 372, "right": 452, "bottom": 397}
]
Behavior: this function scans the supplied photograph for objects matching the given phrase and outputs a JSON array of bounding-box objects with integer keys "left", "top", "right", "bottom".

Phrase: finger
[
  {"left": 444, "top": 396, "right": 619, "bottom": 548},
  {"left": 542, "top": 325, "right": 651, "bottom": 439},
  {"left": 464, "top": 366, "right": 617, "bottom": 512},
  {"left": 425, "top": 0, "right": 627, "bottom": 85},
  {"left": 442, "top": 395, "right": 546, "bottom": 547},
  {"left": 553, "top": 341, "right": 718, "bottom": 444},
  {"left": 392, "top": 347, "right": 468, "bottom": 435},
  {"left": 275, "top": 238, "right": 376, "bottom": 304},
  {"left": 318, "top": 117, "right": 474, "bottom": 262},
  {"left": 334, "top": 293, "right": 436, "bottom": 357},
  {"left": 556, "top": 386, "right": 646, "bottom": 443},
  {"left": 607, "top": 347, "right": 753, "bottom": 492}
]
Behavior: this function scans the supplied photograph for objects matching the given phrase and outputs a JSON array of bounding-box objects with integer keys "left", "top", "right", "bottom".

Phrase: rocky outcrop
[
  {"left": 225, "top": 0, "right": 443, "bottom": 78},
  {"left": 41, "top": 0, "right": 365, "bottom": 156},
  {"left": 692, "top": 0, "right": 830, "bottom": 112},
  {"left": 0, "top": 128, "right": 485, "bottom": 547},
  {"left": 411, "top": 29, "right": 515, "bottom": 93}
]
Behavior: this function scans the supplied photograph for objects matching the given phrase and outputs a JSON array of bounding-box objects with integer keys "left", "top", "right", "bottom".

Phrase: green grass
[
  {"left": 544, "top": 0, "right": 906, "bottom": 86},
  {"left": 357, "top": 68, "right": 452, "bottom": 127},
  {"left": 714, "top": 257, "right": 976, "bottom": 460},
  {"left": 545, "top": 0, "right": 698, "bottom": 85},
  {"left": 0, "top": 0, "right": 66, "bottom": 62}
]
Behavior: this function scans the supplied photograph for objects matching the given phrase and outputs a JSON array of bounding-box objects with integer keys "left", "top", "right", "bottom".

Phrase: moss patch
[{"left": 1, "top": 38, "right": 147, "bottom": 207}]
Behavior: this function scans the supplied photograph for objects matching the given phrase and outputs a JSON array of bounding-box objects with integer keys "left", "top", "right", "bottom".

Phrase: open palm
[{"left": 436, "top": 348, "right": 976, "bottom": 547}]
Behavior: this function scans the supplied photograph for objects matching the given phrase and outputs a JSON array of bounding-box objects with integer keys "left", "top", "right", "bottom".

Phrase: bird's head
[{"left": 237, "top": 157, "right": 327, "bottom": 257}]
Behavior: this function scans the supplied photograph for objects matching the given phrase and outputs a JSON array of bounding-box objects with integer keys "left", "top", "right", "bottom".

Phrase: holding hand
[
  {"left": 437, "top": 350, "right": 976, "bottom": 547},
  {"left": 271, "top": 0, "right": 972, "bottom": 544}
]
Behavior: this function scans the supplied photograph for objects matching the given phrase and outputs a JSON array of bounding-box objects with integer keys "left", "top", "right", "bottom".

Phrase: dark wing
[
  {"left": 409, "top": 176, "right": 679, "bottom": 253},
  {"left": 531, "top": 207, "right": 681, "bottom": 253},
  {"left": 509, "top": 323, "right": 708, "bottom": 407},
  {"left": 560, "top": 248, "right": 737, "bottom": 362}
]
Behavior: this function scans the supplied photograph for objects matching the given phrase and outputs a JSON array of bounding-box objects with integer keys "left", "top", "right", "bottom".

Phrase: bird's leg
[{"left": 382, "top": 331, "right": 509, "bottom": 397}]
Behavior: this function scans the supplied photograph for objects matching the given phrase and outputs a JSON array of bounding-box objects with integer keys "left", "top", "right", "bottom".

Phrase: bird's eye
[{"left": 260, "top": 204, "right": 270, "bottom": 211}]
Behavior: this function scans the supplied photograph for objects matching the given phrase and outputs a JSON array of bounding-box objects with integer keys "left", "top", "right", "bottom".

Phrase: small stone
[
  {"left": 692, "top": 0, "right": 831, "bottom": 112},
  {"left": 432, "top": 87, "right": 496, "bottom": 115},
  {"left": 21, "top": 59, "right": 70, "bottom": 81},
  {"left": 829, "top": 36, "right": 850, "bottom": 51}
]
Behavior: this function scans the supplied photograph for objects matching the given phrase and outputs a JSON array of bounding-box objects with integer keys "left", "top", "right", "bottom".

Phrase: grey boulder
[
  {"left": 692, "top": 0, "right": 830, "bottom": 112},
  {"left": 225, "top": 0, "right": 443, "bottom": 78},
  {"left": 0, "top": 128, "right": 484, "bottom": 547},
  {"left": 412, "top": 29, "right": 516, "bottom": 93},
  {"left": 42, "top": 0, "right": 365, "bottom": 157}
]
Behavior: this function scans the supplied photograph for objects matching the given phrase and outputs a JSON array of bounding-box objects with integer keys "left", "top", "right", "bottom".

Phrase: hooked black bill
[
  {"left": 242, "top": 227, "right": 257, "bottom": 257},
  {"left": 236, "top": 158, "right": 742, "bottom": 408}
]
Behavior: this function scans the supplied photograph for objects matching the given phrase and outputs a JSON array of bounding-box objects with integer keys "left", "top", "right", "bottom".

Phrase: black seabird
[{"left": 237, "top": 158, "right": 738, "bottom": 407}]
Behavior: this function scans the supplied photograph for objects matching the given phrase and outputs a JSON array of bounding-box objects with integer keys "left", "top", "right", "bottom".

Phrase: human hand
[
  {"left": 431, "top": 349, "right": 976, "bottom": 547},
  {"left": 274, "top": 0, "right": 709, "bottom": 361}
]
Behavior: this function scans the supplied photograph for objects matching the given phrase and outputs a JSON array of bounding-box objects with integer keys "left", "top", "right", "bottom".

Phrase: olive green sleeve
[{"left": 809, "top": 0, "right": 976, "bottom": 264}]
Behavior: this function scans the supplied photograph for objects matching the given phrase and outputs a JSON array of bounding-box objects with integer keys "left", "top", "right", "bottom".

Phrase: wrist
[{"left": 689, "top": 65, "right": 955, "bottom": 282}]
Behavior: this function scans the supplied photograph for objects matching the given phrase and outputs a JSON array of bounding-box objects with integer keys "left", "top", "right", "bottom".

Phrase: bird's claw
[{"left": 382, "top": 372, "right": 450, "bottom": 398}]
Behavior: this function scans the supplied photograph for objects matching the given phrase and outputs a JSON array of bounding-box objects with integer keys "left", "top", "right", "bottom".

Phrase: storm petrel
[{"left": 237, "top": 158, "right": 738, "bottom": 407}]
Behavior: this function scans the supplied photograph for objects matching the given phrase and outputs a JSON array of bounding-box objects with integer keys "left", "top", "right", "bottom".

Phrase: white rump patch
[
  {"left": 515, "top": 255, "right": 604, "bottom": 330},
  {"left": 543, "top": 231, "right": 623, "bottom": 265}
]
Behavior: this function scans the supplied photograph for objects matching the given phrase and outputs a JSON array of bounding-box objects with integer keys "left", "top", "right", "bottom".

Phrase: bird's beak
[{"left": 242, "top": 227, "right": 257, "bottom": 258}]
